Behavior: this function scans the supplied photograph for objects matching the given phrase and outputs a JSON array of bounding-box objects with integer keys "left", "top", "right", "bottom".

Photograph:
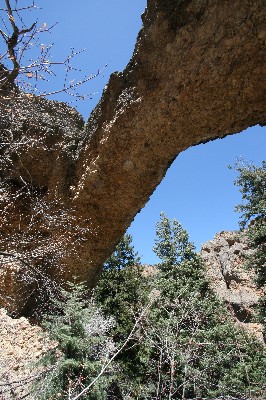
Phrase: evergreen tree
[
  {"left": 95, "top": 234, "right": 149, "bottom": 396},
  {"left": 34, "top": 282, "right": 115, "bottom": 399},
  {"left": 140, "top": 213, "right": 266, "bottom": 398},
  {"left": 153, "top": 212, "right": 196, "bottom": 275},
  {"left": 37, "top": 217, "right": 266, "bottom": 399},
  {"left": 95, "top": 234, "right": 144, "bottom": 336},
  {"left": 233, "top": 161, "right": 266, "bottom": 332},
  {"left": 233, "top": 160, "right": 266, "bottom": 228}
]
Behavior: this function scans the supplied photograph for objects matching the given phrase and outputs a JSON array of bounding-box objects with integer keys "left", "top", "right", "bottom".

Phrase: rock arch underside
[{"left": 0, "top": 0, "right": 265, "bottom": 316}]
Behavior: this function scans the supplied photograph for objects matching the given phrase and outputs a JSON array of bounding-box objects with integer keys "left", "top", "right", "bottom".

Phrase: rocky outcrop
[
  {"left": 0, "top": 309, "right": 56, "bottom": 399},
  {"left": 201, "top": 231, "right": 264, "bottom": 342},
  {"left": 0, "top": 0, "right": 265, "bottom": 315}
]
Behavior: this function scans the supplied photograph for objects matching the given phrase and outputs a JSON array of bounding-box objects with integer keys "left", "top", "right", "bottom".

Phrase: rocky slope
[
  {"left": 1, "top": 0, "right": 265, "bottom": 315},
  {"left": 0, "top": 309, "right": 56, "bottom": 399},
  {"left": 201, "top": 230, "right": 264, "bottom": 342}
]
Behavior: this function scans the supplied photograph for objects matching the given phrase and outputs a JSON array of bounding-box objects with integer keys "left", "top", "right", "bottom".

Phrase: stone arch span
[{"left": 0, "top": 0, "right": 265, "bottom": 314}]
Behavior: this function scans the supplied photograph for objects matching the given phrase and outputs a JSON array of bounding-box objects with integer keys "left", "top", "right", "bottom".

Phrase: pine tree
[
  {"left": 233, "top": 161, "right": 266, "bottom": 333},
  {"left": 34, "top": 282, "right": 115, "bottom": 399},
  {"left": 95, "top": 234, "right": 149, "bottom": 396},
  {"left": 95, "top": 234, "right": 144, "bottom": 335},
  {"left": 141, "top": 213, "right": 266, "bottom": 398}
]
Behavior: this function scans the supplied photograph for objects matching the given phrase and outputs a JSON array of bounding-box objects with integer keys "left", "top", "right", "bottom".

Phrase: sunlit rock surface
[
  {"left": 201, "top": 231, "right": 264, "bottom": 342},
  {"left": 0, "top": 0, "right": 265, "bottom": 315}
]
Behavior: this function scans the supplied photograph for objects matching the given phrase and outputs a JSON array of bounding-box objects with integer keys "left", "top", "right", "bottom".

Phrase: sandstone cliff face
[
  {"left": 0, "top": 0, "right": 265, "bottom": 315},
  {"left": 201, "top": 231, "right": 264, "bottom": 342}
]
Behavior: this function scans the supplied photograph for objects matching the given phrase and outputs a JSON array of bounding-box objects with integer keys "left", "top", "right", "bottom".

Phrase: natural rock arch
[{"left": 0, "top": 0, "right": 265, "bottom": 314}]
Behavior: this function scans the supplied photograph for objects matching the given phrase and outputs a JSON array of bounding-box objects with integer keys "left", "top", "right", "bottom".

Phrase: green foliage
[
  {"left": 233, "top": 160, "right": 266, "bottom": 228},
  {"left": 36, "top": 215, "right": 266, "bottom": 399},
  {"left": 95, "top": 234, "right": 150, "bottom": 394},
  {"left": 95, "top": 234, "right": 143, "bottom": 331},
  {"left": 246, "top": 221, "right": 266, "bottom": 287},
  {"left": 140, "top": 213, "right": 266, "bottom": 399},
  {"left": 233, "top": 161, "right": 266, "bottom": 286},
  {"left": 233, "top": 161, "right": 266, "bottom": 332},
  {"left": 34, "top": 282, "right": 115, "bottom": 399},
  {"left": 153, "top": 212, "right": 195, "bottom": 271}
]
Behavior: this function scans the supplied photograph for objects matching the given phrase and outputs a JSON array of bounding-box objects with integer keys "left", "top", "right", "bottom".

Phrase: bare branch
[
  {"left": 71, "top": 301, "right": 154, "bottom": 400},
  {"left": 0, "top": 2, "right": 104, "bottom": 102}
]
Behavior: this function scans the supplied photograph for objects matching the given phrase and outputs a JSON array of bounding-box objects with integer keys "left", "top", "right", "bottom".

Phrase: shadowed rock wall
[{"left": 0, "top": 0, "right": 265, "bottom": 315}]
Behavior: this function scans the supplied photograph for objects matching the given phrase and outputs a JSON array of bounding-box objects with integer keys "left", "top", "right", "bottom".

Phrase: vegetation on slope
[{"left": 35, "top": 158, "right": 266, "bottom": 399}]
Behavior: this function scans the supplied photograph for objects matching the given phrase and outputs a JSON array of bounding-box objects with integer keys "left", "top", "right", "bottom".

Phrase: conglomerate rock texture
[{"left": 0, "top": 0, "right": 265, "bottom": 315}]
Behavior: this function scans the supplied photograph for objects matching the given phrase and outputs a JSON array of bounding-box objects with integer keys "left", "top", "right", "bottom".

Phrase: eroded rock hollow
[{"left": 0, "top": 0, "right": 265, "bottom": 315}]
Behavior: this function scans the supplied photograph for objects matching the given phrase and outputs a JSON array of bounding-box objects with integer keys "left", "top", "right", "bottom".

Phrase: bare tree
[
  {"left": 0, "top": 90, "right": 92, "bottom": 317},
  {"left": 0, "top": 0, "right": 105, "bottom": 100},
  {"left": 0, "top": 0, "right": 108, "bottom": 317}
]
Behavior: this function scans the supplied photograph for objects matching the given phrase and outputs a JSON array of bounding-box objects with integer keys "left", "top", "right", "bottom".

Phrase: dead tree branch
[{"left": 0, "top": 0, "right": 105, "bottom": 101}]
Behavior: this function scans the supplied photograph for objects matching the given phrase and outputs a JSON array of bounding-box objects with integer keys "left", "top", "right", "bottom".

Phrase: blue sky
[
  {"left": 9, "top": 1, "right": 265, "bottom": 263},
  {"left": 13, "top": 0, "right": 146, "bottom": 113},
  {"left": 128, "top": 125, "right": 265, "bottom": 264}
]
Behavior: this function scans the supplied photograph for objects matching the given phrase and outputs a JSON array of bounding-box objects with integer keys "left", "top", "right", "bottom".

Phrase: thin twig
[{"left": 71, "top": 301, "right": 153, "bottom": 400}]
